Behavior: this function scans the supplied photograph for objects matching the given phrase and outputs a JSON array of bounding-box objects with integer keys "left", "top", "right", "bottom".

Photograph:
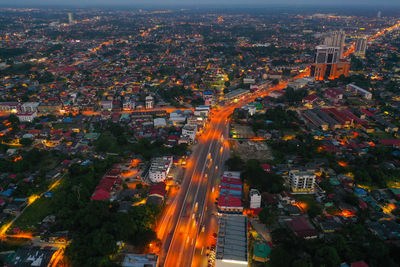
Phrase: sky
[{"left": 1, "top": 0, "right": 400, "bottom": 7}]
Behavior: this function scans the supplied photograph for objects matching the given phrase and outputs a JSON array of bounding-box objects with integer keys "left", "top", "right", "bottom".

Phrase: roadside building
[
  {"left": 215, "top": 215, "right": 248, "bottom": 267},
  {"left": 148, "top": 156, "right": 173, "bottom": 183}
]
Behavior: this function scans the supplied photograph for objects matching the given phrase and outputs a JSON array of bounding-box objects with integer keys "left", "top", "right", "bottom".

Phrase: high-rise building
[
  {"left": 324, "top": 30, "right": 346, "bottom": 59},
  {"left": 68, "top": 12, "right": 74, "bottom": 24},
  {"left": 289, "top": 169, "right": 316, "bottom": 193},
  {"left": 315, "top": 45, "right": 340, "bottom": 64},
  {"left": 355, "top": 37, "right": 367, "bottom": 58},
  {"left": 311, "top": 45, "right": 350, "bottom": 80},
  {"left": 377, "top": 11, "right": 382, "bottom": 18}
]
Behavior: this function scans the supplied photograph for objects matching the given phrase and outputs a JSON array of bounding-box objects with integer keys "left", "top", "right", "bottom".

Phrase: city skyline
[{"left": 1, "top": 0, "right": 400, "bottom": 7}]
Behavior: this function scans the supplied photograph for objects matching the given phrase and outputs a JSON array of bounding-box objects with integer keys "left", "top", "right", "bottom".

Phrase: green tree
[{"left": 258, "top": 206, "right": 278, "bottom": 227}]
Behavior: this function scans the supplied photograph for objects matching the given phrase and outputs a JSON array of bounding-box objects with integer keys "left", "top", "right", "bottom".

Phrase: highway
[{"left": 160, "top": 107, "right": 231, "bottom": 267}]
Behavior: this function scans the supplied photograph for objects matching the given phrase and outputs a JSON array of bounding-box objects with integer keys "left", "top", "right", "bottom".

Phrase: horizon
[{"left": 1, "top": 1, "right": 400, "bottom": 8}]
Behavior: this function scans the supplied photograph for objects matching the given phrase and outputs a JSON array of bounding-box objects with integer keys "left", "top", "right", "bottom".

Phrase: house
[
  {"left": 286, "top": 216, "right": 318, "bottom": 239},
  {"left": 324, "top": 88, "right": 343, "bottom": 104}
]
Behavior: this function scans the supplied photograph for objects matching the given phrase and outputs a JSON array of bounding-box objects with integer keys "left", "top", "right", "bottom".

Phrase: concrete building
[
  {"left": 16, "top": 111, "right": 37, "bottom": 122},
  {"left": 19, "top": 102, "right": 39, "bottom": 113},
  {"left": 148, "top": 156, "right": 173, "bottom": 183},
  {"left": 68, "top": 12, "right": 74, "bottom": 24},
  {"left": 355, "top": 37, "right": 368, "bottom": 58},
  {"left": 324, "top": 30, "right": 346, "bottom": 59},
  {"left": 145, "top": 95, "right": 154, "bottom": 109},
  {"left": 249, "top": 189, "right": 261, "bottom": 209},
  {"left": 347, "top": 84, "right": 372, "bottom": 100},
  {"left": 215, "top": 215, "right": 248, "bottom": 267},
  {"left": 289, "top": 169, "right": 316, "bottom": 193},
  {"left": 122, "top": 254, "right": 158, "bottom": 267},
  {"left": 311, "top": 45, "right": 350, "bottom": 80},
  {"left": 181, "top": 124, "right": 197, "bottom": 142}
]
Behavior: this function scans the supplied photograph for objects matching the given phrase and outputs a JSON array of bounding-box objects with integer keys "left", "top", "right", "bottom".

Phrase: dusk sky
[{"left": 2, "top": 0, "right": 400, "bottom": 7}]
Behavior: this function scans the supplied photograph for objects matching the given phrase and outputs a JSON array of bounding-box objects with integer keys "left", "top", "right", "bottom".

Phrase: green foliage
[
  {"left": 313, "top": 246, "right": 341, "bottom": 267},
  {"left": 225, "top": 154, "right": 245, "bottom": 171},
  {"left": 241, "top": 159, "right": 284, "bottom": 193},
  {"left": 20, "top": 138, "right": 33, "bottom": 147},
  {"left": 258, "top": 206, "right": 278, "bottom": 227},
  {"left": 250, "top": 106, "right": 300, "bottom": 132}
]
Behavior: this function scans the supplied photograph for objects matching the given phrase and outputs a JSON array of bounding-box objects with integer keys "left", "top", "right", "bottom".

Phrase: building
[
  {"left": 215, "top": 215, "right": 248, "bottom": 267},
  {"left": 181, "top": 124, "right": 197, "bottom": 142},
  {"left": 286, "top": 216, "right": 318, "bottom": 239},
  {"left": 68, "top": 12, "right": 74, "bottom": 24},
  {"left": 37, "top": 102, "right": 62, "bottom": 115},
  {"left": 346, "top": 84, "right": 372, "bottom": 100},
  {"left": 311, "top": 45, "right": 350, "bottom": 80},
  {"left": 315, "top": 45, "right": 340, "bottom": 64},
  {"left": 289, "top": 169, "right": 316, "bottom": 193},
  {"left": 7, "top": 246, "right": 61, "bottom": 267},
  {"left": 218, "top": 172, "right": 243, "bottom": 214},
  {"left": 19, "top": 102, "right": 39, "bottom": 113},
  {"left": 324, "top": 30, "right": 346, "bottom": 58},
  {"left": 145, "top": 95, "right": 154, "bottom": 109},
  {"left": 16, "top": 111, "right": 37, "bottom": 122},
  {"left": 123, "top": 100, "right": 135, "bottom": 111},
  {"left": 355, "top": 37, "right": 367, "bottom": 58},
  {"left": 249, "top": 189, "right": 261, "bottom": 209},
  {"left": 148, "top": 156, "right": 173, "bottom": 183},
  {"left": 100, "top": 100, "right": 113, "bottom": 111},
  {"left": 122, "top": 254, "right": 158, "bottom": 267},
  {"left": 0, "top": 102, "right": 20, "bottom": 113}
]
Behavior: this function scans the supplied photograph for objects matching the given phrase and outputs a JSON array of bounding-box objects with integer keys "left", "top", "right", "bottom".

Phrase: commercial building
[
  {"left": 122, "top": 254, "right": 158, "bottom": 267},
  {"left": 324, "top": 30, "right": 346, "bottom": 58},
  {"left": 311, "top": 45, "right": 350, "bottom": 80},
  {"left": 346, "top": 84, "right": 372, "bottom": 100},
  {"left": 148, "top": 156, "right": 173, "bottom": 183},
  {"left": 289, "top": 169, "right": 316, "bottom": 193},
  {"left": 218, "top": 171, "right": 243, "bottom": 214},
  {"left": 355, "top": 37, "right": 367, "bottom": 58},
  {"left": 181, "top": 124, "right": 197, "bottom": 142},
  {"left": 215, "top": 215, "right": 248, "bottom": 267},
  {"left": 249, "top": 189, "right": 261, "bottom": 209}
]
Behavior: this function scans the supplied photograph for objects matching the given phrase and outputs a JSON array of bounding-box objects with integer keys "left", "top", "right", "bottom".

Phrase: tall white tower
[
  {"left": 324, "top": 30, "right": 346, "bottom": 59},
  {"left": 68, "top": 13, "right": 74, "bottom": 24}
]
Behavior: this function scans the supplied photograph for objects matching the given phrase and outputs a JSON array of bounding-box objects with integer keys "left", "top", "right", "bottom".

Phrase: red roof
[
  {"left": 286, "top": 216, "right": 317, "bottom": 238},
  {"left": 149, "top": 182, "right": 167, "bottom": 196},
  {"left": 218, "top": 195, "right": 242, "bottom": 207},
  {"left": 262, "top": 164, "right": 271, "bottom": 172},
  {"left": 221, "top": 177, "right": 242, "bottom": 185},
  {"left": 380, "top": 139, "right": 400, "bottom": 146},
  {"left": 351, "top": 261, "right": 369, "bottom": 267},
  {"left": 302, "top": 94, "right": 318, "bottom": 102},
  {"left": 91, "top": 189, "right": 110, "bottom": 200}
]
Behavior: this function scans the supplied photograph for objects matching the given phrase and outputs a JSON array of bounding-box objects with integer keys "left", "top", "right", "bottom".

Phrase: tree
[
  {"left": 258, "top": 206, "right": 278, "bottom": 227},
  {"left": 225, "top": 154, "right": 245, "bottom": 171},
  {"left": 269, "top": 246, "right": 292, "bottom": 267},
  {"left": 19, "top": 138, "right": 33, "bottom": 147},
  {"left": 313, "top": 246, "right": 340, "bottom": 267}
]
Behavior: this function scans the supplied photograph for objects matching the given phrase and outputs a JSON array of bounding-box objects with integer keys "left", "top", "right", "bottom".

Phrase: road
[{"left": 158, "top": 107, "right": 231, "bottom": 267}]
